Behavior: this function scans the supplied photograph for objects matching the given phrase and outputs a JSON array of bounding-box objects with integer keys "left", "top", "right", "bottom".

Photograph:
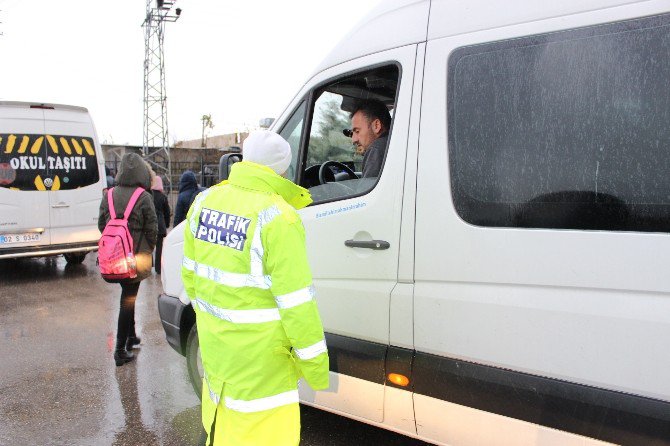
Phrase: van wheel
[
  {"left": 186, "top": 323, "right": 203, "bottom": 400},
  {"left": 64, "top": 253, "right": 87, "bottom": 264}
]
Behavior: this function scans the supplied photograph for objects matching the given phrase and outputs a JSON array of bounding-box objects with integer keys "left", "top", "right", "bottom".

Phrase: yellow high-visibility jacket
[{"left": 182, "top": 161, "right": 329, "bottom": 446}]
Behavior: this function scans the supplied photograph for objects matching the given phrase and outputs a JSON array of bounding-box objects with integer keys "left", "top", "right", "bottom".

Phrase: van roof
[
  {"left": 427, "top": 0, "right": 658, "bottom": 41},
  {"left": 312, "top": 0, "right": 657, "bottom": 76},
  {"left": 0, "top": 101, "right": 89, "bottom": 113},
  {"left": 311, "top": 0, "right": 430, "bottom": 75}
]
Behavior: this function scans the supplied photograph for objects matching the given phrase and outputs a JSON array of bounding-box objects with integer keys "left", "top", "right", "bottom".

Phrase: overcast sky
[{"left": 0, "top": 0, "right": 381, "bottom": 146}]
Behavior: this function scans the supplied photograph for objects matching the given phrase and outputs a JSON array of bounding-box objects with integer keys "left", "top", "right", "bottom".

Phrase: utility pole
[{"left": 142, "top": 0, "right": 181, "bottom": 189}]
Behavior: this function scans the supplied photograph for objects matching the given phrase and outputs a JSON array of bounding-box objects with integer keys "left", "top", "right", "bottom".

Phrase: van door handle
[
  {"left": 51, "top": 203, "right": 69, "bottom": 208},
  {"left": 344, "top": 239, "right": 390, "bottom": 250}
]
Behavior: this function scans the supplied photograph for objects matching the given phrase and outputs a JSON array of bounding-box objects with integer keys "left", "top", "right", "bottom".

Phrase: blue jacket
[{"left": 173, "top": 170, "right": 204, "bottom": 227}]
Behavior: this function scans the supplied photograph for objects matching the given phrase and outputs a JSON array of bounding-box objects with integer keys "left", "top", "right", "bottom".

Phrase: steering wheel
[{"left": 318, "top": 161, "right": 358, "bottom": 185}]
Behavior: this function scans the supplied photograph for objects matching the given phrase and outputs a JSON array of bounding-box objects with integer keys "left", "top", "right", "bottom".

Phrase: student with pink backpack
[{"left": 98, "top": 153, "right": 157, "bottom": 366}]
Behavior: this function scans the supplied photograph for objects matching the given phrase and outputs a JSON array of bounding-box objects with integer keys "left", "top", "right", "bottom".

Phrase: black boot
[
  {"left": 114, "top": 348, "right": 134, "bottom": 366},
  {"left": 114, "top": 338, "right": 135, "bottom": 367},
  {"left": 126, "top": 336, "right": 141, "bottom": 350}
]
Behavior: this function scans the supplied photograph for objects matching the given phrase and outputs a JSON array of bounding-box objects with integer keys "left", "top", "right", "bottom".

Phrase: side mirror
[
  {"left": 259, "top": 117, "right": 275, "bottom": 129},
  {"left": 219, "top": 153, "right": 242, "bottom": 181}
]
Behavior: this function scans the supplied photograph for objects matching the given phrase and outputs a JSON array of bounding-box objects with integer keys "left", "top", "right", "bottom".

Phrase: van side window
[
  {"left": 278, "top": 101, "right": 306, "bottom": 183},
  {"left": 0, "top": 134, "right": 100, "bottom": 191},
  {"left": 448, "top": 14, "right": 670, "bottom": 233},
  {"left": 299, "top": 65, "right": 399, "bottom": 204}
]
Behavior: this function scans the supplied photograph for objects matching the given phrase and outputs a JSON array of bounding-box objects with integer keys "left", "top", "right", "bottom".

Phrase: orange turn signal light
[{"left": 387, "top": 373, "right": 410, "bottom": 387}]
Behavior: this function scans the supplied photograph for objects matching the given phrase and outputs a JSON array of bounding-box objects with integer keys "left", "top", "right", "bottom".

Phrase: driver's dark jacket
[{"left": 362, "top": 133, "right": 388, "bottom": 178}]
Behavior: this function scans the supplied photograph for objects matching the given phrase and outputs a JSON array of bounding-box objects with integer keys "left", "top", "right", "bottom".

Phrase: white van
[
  {"left": 0, "top": 102, "right": 105, "bottom": 264},
  {"left": 158, "top": 1, "right": 670, "bottom": 444}
]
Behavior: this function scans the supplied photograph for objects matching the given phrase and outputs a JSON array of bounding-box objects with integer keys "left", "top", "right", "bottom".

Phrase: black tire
[
  {"left": 63, "top": 252, "right": 87, "bottom": 264},
  {"left": 186, "top": 323, "right": 203, "bottom": 400}
]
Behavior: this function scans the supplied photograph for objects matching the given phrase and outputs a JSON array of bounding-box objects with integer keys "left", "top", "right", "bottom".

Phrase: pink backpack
[{"left": 98, "top": 187, "right": 145, "bottom": 283}]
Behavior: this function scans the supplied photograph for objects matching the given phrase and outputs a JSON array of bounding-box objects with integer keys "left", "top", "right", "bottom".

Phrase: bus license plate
[{"left": 0, "top": 233, "right": 41, "bottom": 244}]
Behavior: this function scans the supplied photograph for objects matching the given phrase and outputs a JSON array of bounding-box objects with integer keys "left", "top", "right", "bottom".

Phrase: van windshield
[{"left": 0, "top": 133, "right": 100, "bottom": 191}]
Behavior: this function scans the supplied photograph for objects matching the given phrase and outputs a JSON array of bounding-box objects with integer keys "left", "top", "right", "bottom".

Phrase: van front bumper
[
  {"left": 0, "top": 241, "right": 98, "bottom": 259},
  {"left": 157, "top": 293, "right": 190, "bottom": 356}
]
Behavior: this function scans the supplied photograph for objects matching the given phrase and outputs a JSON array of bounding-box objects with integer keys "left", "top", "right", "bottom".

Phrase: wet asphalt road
[{"left": 0, "top": 254, "right": 429, "bottom": 446}]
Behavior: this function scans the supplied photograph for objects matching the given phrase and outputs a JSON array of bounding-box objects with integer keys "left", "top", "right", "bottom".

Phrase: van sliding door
[{"left": 414, "top": 9, "right": 670, "bottom": 446}]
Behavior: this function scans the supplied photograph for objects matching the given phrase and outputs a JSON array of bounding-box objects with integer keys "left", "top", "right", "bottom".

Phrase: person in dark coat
[
  {"left": 105, "top": 166, "right": 116, "bottom": 189},
  {"left": 151, "top": 174, "right": 170, "bottom": 274},
  {"left": 98, "top": 153, "right": 158, "bottom": 366},
  {"left": 173, "top": 170, "right": 204, "bottom": 226}
]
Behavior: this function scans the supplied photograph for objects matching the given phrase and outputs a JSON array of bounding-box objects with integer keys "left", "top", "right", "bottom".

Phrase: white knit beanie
[{"left": 243, "top": 130, "right": 292, "bottom": 175}]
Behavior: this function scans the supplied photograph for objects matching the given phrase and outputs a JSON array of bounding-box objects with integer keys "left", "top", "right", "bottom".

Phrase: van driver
[{"left": 348, "top": 100, "right": 391, "bottom": 178}]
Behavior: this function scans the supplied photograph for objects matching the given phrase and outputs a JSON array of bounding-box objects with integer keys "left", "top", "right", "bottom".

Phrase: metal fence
[{"left": 104, "top": 158, "right": 220, "bottom": 219}]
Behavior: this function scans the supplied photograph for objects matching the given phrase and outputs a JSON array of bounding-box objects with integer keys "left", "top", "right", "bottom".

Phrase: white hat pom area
[{"left": 243, "top": 130, "right": 292, "bottom": 175}]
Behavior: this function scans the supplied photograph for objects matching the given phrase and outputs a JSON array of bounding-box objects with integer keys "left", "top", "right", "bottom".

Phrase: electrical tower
[{"left": 142, "top": 0, "right": 180, "bottom": 186}]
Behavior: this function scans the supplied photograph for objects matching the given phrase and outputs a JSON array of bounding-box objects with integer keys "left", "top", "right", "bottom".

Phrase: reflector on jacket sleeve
[
  {"left": 275, "top": 285, "right": 314, "bottom": 309},
  {"left": 294, "top": 339, "right": 327, "bottom": 360}
]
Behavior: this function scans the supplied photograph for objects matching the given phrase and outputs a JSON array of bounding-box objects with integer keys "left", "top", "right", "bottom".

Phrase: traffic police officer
[{"left": 182, "top": 130, "right": 329, "bottom": 445}]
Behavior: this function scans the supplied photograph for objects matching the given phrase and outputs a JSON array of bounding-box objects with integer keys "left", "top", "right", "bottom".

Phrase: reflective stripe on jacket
[{"left": 181, "top": 161, "right": 329, "bottom": 434}]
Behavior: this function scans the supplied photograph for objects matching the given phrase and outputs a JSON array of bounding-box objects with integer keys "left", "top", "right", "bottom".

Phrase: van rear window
[
  {"left": 0, "top": 133, "right": 99, "bottom": 191},
  {"left": 448, "top": 14, "right": 670, "bottom": 233}
]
